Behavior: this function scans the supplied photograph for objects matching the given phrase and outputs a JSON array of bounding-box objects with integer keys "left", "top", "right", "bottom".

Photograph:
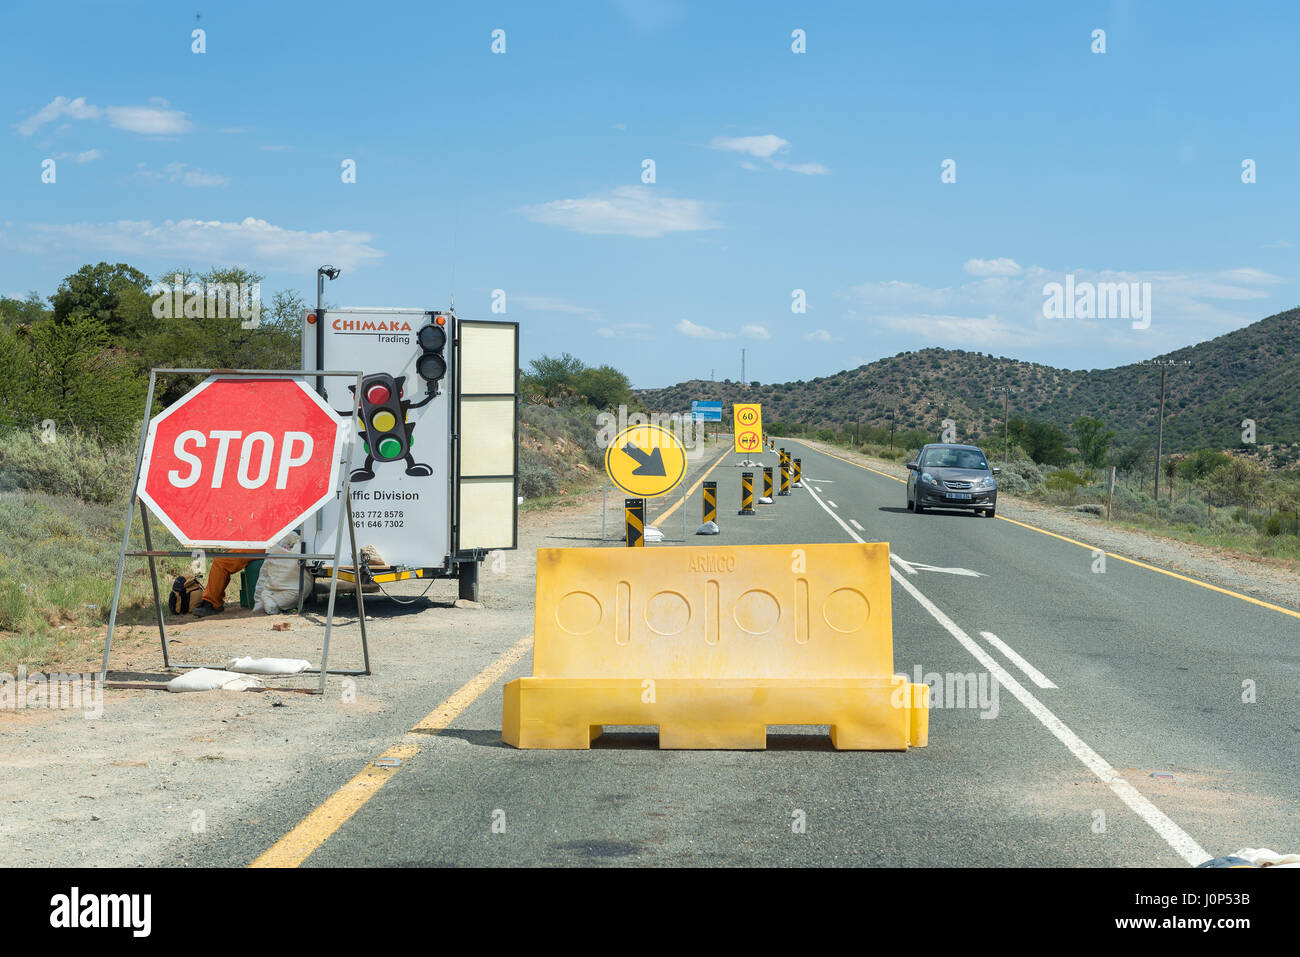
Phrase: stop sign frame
[
  {"left": 136, "top": 374, "right": 349, "bottom": 548},
  {"left": 102, "top": 367, "right": 373, "bottom": 695}
]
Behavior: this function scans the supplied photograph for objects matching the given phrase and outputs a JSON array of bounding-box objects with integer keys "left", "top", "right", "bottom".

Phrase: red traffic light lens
[{"left": 365, "top": 383, "right": 391, "bottom": 405}]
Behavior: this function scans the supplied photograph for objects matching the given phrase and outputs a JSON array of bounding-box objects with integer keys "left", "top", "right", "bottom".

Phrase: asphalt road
[{"left": 200, "top": 439, "right": 1300, "bottom": 867}]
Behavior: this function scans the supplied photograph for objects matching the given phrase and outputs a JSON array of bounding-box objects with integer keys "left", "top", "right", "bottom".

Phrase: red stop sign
[{"left": 137, "top": 376, "right": 347, "bottom": 547}]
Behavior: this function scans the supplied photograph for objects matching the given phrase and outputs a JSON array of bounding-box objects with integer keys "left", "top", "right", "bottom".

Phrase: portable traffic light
[
  {"left": 416, "top": 315, "right": 448, "bottom": 395},
  {"left": 356, "top": 372, "right": 410, "bottom": 462}
]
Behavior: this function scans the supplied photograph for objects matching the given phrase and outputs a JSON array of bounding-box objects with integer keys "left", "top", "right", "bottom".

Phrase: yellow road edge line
[
  {"left": 805, "top": 442, "right": 906, "bottom": 484},
  {"left": 799, "top": 440, "right": 1300, "bottom": 621},
  {"left": 249, "top": 633, "right": 535, "bottom": 868},
  {"left": 651, "top": 446, "right": 732, "bottom": 525}
]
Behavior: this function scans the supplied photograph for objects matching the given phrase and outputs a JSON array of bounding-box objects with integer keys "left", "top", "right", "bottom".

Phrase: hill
[{"left": 637, "top": 306, "right": 1300, "bottom": 461}]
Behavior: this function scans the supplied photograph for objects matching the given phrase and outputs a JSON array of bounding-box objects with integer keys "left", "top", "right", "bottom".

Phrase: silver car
[{"left": 906, "top": 443, "right": 1000, "bottom": 517}]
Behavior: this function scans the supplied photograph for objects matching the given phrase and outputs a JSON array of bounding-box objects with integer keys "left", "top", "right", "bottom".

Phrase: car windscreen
[{"left": 922, "top": 448, "right": 988, "bottom": 470}]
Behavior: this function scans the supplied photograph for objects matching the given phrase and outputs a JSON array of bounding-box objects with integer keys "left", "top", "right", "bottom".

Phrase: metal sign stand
[{"left": 101, "top": 368, "right": 371, "bottom": 695}]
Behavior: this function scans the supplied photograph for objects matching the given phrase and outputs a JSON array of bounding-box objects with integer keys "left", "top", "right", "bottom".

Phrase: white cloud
[
  {"left": 106, "top": 102, "right": 191, "bottom": 135},
  {"left": 520, "top": 185, "right": 721, "bottom": 238},
  {"left": 137, "top": 162, "right": 230, "bottom": 188},
  {"left": 1261, "top": 239, "right": 1293, "bottom": 249},
  {"left": 596, "top": 327, "right": 615, "bottom": 337},
  {"left": 710, "top": 134, "right": 790, "bottom": 159},
  {"left": 963, "top": 257, "right": 1022, "bottom": 277},
  {"left": 17, "top": 95, "right": 191, "bottom": 136},
  {"left": 17, "top": 96, "right": 99, "bottom": 135},
  {"left": 804, "top": 329, "right": 839, "bottom": 343},
  {"left": 6, "top": 217, "right": 385, "bottom": 272},
  {"left": 777, "top": 161, "right": 831, "bottom": 176},
  {"left": 842, "top": 263, "right": 1291, "bottom": 357},
  {"left": 514, "top": 295, "right": 602, "bottom": 320},
  {"left": 54, "top": 149, "right": 103, "bottom": 163},
  {"left": 710, "top": 133, "right": 829, "bottom": 175},
  {"left": 676, "top": 318, "right": 733, "bottom": 340},
  {"left": 740, "top": 323, "right": 772, "bottom": 339}
]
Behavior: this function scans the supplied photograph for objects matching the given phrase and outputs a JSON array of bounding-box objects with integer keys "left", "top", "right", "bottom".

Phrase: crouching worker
[{"left": 192, "top": 549, "right": 264, "bottom": 618}]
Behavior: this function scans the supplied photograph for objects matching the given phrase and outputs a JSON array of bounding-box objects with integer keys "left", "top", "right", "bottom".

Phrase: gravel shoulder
[{"left": 798, "top": 438, "right": 1300, "bottom": 613}]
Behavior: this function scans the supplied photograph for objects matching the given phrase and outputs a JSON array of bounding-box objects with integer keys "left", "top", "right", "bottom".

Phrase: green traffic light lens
[{"left": 378, "top": 437, "right": 403, "bottom": 458}]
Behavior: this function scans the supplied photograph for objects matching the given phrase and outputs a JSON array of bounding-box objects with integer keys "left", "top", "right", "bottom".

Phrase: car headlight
[
  {"left": 980, "top": 476, "right": 996, "bottom": 489},
  {"left": 921, "top": 472, "right": 936, "bottom": 485}
]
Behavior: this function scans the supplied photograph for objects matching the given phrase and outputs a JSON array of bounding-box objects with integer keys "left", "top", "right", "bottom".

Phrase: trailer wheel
[{"left": 457, "top": 561, "right": 479, "bottom": 602}]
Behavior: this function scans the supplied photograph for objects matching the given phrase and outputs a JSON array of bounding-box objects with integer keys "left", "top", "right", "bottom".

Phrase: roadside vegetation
[
  {"left": 517, "top": 352, "right": 641, "bottom": 506},
  {"left": 785, "top": 414, "right": 1300, "bottom": 565}
]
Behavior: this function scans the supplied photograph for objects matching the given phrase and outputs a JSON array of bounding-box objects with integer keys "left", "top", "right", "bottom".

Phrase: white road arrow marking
[{"left": 892, "top": 555, "right": 984, "bottom": 577}]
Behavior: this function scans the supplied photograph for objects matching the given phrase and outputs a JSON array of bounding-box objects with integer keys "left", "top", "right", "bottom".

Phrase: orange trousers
[{"left": 200, "top": 550, "right": 264, "bottom": 610}]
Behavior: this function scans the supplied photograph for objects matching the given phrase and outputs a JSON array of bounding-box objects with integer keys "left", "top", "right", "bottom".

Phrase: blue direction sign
[{"left": 691, "top": 400, "right": 723, "bottom": 422}]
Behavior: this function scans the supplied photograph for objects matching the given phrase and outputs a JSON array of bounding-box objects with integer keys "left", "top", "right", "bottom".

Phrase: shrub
[
  {"left": 516, "top": 448, "right": 558, "bottom": 499},
  {"left": 995, "top": 471, "right": 1032, "bottom": 495},
  {"left": 0, "top": 426, "right": 135, "bottom": 505},
  {"left": 1045, "top": 468, "right": 1089, "bottom": 492},
  {"left": 1005, "top": 459, "right": 1044, "bottom": 487}
]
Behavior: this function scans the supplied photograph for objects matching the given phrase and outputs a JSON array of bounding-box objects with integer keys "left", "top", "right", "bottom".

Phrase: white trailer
[{"left": 302, "top": 306, "right": 518, "bottom": 600}]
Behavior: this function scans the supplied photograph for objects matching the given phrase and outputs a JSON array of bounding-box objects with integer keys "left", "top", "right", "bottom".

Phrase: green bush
[
  {"left": 995, "top": 471, "right": 1032, "bottom": 495},
  {"left": 0, "top": 427, "right": 136, "bottom": 505},
  {"left": 517, "top": 447, "right": 559, "bottom": 499},
  {"left": 1045, "top": 469, "right": 1088, "bottom": 492},
  {"left": 1005, "top": 459, "right": 1044, "bottom": 487}
]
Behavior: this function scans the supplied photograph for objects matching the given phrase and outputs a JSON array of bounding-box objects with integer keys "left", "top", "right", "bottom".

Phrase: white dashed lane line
[
  {"left": 827, "top": 500, "right": 838, "bottom": 508},
  {"left": 849, "top": 519, "right": 865, "bottom": 531}
]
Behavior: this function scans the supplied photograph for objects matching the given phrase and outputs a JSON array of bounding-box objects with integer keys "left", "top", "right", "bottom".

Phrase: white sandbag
[
  {"left": 1231, "top": 847, "right": 1300, "bottom": 867},
  {"left": 252, "top": 533, "right": 313, "bottom": 614},
  {"left": 644, "top": 526, "right": 664, "bottom": 543},
  {"left": 225, "top": 656, "right": 311, "bottom": 676},
  {"left": 166, "top": 668, "right": 264, "bottom": 693}
]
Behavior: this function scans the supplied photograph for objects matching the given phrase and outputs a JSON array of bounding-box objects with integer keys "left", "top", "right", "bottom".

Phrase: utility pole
[
  {"left": 889, "top": 409, "right": 896, "bottom": 451},
  {"left": 996, "top": 386, "right": 1014, "bottom": 464},
  {"left": 741, "top": 348, "right": 746, "bottom": 385},
  {"left": 1153, "top": 364, "right": 1167, "bottom": 504}
]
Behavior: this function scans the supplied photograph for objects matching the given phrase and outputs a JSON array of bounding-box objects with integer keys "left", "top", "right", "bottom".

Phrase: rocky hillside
[{"left": 638, "top": 307, "right": 1300, "bottom": 459}]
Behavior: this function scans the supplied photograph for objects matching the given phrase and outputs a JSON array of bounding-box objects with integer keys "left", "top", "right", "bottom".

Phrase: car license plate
[{"left": 945, "top": 492, "right": 972, "bottom": 500}]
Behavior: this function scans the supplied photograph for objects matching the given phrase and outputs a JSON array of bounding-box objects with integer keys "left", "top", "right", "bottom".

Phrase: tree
[
  {"left": 1112, "top": 436, "right": 1152, "bottom": 476},
  {"left": 19, "top": 312, "right": 148, "bottom": 441},
  {"left": 526, "top": 353, "right": 586, "bottom": 397},
  {"left": 571, "top": 365, "right": 632, "bottom": 410},
  {"left": 1008, "top": 416, "right": 1069, "bottom": 465},
  {"left": 49, "top": 262, "right": 153, "bottom": 338},
  {"left": 136, "top": 266, "right": 301, "bottom": 403},
  {"left": 1206, "top": 457, "right": 1267, "bottom": 510},
  {"left": 1073, "top": 415, "right": 1114, "bottom": 468},
  {"left": 0, "top": 292, "right": 50, "bottom": 328},
  {"left": 1177, "top": 448, "right": 1230, "bottom": 481}
]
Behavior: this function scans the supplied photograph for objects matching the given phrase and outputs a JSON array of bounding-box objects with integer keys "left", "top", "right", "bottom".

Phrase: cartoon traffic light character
[
  {"left": 347, "top": 372, "right": 434, "bottom": 482},
  {"left": 336, "top": 317, "right": 450, "bottom": 484}
]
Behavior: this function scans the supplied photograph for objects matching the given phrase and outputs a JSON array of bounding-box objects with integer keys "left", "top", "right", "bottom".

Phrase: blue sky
[{"left": 2, "top": 0, "right": 1296, "bottom": 388}]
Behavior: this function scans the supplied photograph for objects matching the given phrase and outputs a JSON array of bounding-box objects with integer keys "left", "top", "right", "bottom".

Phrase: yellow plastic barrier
[{"left": 502, "top": 542, "right": 929, "bottom": 750}]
